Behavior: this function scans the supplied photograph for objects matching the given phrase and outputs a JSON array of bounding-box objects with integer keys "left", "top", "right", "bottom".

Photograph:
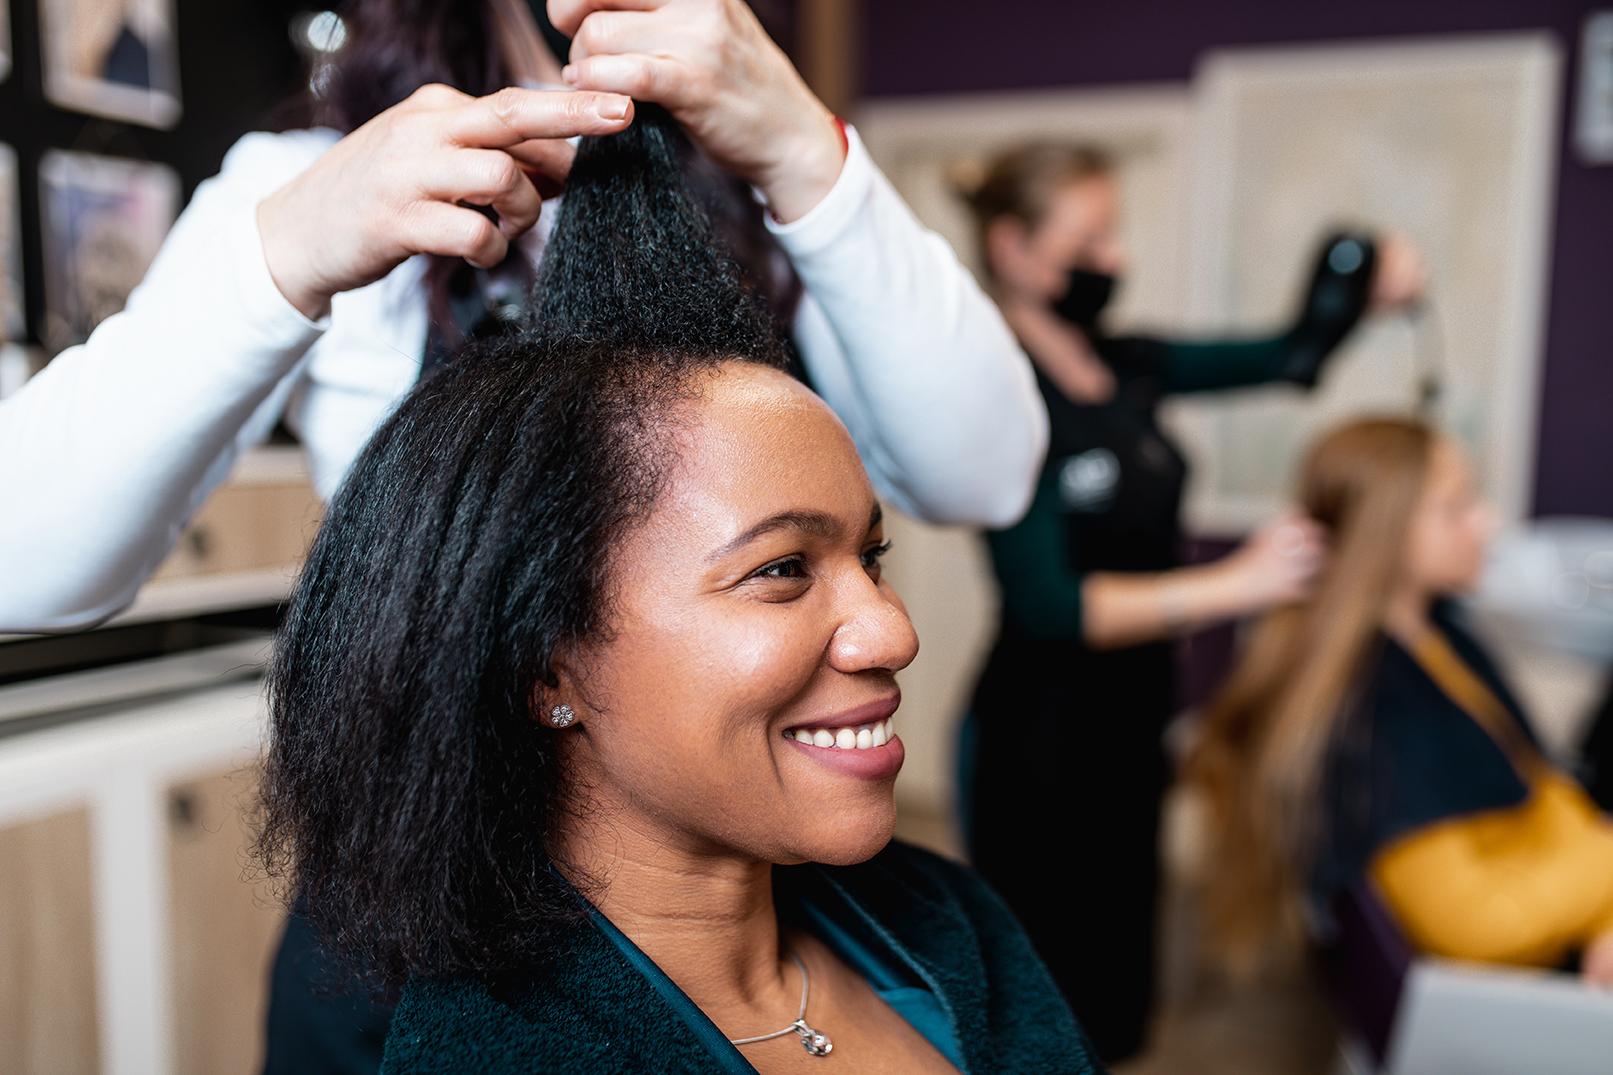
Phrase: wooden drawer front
[
  {"left": 0, "top": 807, "right": 99, "bottom": 1075},
  {"left": 167, "top": 768, "right": 286, "bottom": 1075}
]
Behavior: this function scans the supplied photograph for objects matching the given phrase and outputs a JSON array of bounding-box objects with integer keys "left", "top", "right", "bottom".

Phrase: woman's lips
[
  {"left": 783, "top": 730, "right": 905, "bottom": 780},
  {"left": 783, "top": 693, "right": 900, "bottom": 733},
  {"left": 779, "top": 694, "right": 905, "bottom": 780}
]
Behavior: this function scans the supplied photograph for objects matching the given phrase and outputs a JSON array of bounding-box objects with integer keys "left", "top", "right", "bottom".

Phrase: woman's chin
[{"left": 790, "top": 801, "right": 899, "bottom": 866}]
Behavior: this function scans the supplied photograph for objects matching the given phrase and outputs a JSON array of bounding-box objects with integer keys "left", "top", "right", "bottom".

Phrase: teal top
[
  {"left": 380, "top": 841, "right": 1102, "bottom": 1073},
  {"left": 587, "top": 880, "right": 964, "bottom": 1071},
  {"left": 801, "top": 902, "right": 963, "bottom": 1069}
]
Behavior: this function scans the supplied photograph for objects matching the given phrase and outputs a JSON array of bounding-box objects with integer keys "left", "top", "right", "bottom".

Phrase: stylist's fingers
[
  {"left": 501, "top": 138, "right": 577, "bottom": 183},
  {"left": 1281, "top": 518, "right": 1327, "bottom": 564},
  {"left": 419, "top": 149, "right": 544, "bottom": 239},
  {"left": 399, "top": 201, "right": 510, "bottom": 269},
  {"left": 1248, "top": 513, "right": 1326, "bottom": 593},
  {"left": 561, "top": 53, "right": 691, "bottom": 109},
  {"left": 445, "top": 87, "right": 634, "bottom": 149},
  {"left": 567, "top": 7, "right": 689, "bottom": 63},
  {"left": 1277, "top": 515, "right": 1325, "bottom": 552},
  {"left": 1287, "top": 522, "right": 1327, "bottom": 581},
  {"left": 547, "top": 0, "right": 663, "bottom": 37},
  {"left": 502, "top": 139, "right": 578, "bottom": 199},
  {"left": 1370, "top": 232, "right": 1428, "bottom": 311},
  {"left": 404, "top": 81, "right": 473, "bottom": 110}
]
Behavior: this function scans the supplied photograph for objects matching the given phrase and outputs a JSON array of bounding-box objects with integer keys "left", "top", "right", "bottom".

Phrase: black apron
[{"left": 966, "top": 351, "right": 1186, "bottom": 1064}]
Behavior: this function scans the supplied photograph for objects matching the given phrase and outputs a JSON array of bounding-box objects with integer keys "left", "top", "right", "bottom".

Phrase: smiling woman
[{"left": 254, "top": 106, "right": 1098, "bottom": 1073}]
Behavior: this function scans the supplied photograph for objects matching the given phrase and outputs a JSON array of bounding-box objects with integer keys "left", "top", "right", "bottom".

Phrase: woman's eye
[
  {"left": 755, "top": 557, "right": 809, "bottom": 580},
  {"left": 861, "top": 540, "right": 894, "bottom": 571}
]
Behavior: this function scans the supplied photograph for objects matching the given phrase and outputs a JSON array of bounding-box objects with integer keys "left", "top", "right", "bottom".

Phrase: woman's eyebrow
[{"left": 707, "top": 504, "right": 882, "bottom": 563}]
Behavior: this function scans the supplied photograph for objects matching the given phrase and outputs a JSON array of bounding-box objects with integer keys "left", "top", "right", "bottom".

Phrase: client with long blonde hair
[{"left": 1192, "top": 416, "right": 1613, "bottom": 986}]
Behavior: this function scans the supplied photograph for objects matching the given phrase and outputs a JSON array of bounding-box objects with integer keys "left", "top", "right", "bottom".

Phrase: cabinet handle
[{"left": 169, "top": 790, "right": 197, "bottom": 829}]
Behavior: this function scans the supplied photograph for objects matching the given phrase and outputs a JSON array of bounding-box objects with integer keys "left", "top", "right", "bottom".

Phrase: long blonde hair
[{"left": 1190, "top": 416, "right": 1438, "bottom": 971}]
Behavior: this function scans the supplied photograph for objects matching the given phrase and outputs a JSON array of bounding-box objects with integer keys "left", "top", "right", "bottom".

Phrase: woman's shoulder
[
  {"left": 383, "top": 954, "right": 718, "bottom": 1074},
  {"left": 816, "top": 840, "right": 1059, "bottom": 991},
  {"left": 1332, "top": 620, "right": 1533, "bottom": 847},
  {"left": 819, "top": 840, "right": 1103, "bottom": 1071},
  {"left": 1342, "top": 631, "right": 1483, "bottom": 767},
  {"left": 1355, "top": 608, "right": 1530, "bottom": 741}
]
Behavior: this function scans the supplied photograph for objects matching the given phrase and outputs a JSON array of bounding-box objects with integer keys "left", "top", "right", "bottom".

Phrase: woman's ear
[{"left": 533, "top": 644, "right": 586, "bottom": 729}]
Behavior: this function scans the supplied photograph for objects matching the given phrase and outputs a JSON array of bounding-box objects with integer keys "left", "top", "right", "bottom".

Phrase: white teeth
[{"left": 787, "top": 720, "right": 897, "bottom": 750}]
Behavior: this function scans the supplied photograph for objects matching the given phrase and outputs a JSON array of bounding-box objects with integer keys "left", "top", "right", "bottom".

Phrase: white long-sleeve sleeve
[
  {"left": 0, "top": 121, "right": 1048, "bottom": 633},
  {"left": 0, "top": 132, "right": 333, "bottom": 632},
  {"left": 284, "top": 126, "right": 1052, "bottom": 523},
  {"left": 768, "top": 127, "right": 1048, "bottom": 527}
]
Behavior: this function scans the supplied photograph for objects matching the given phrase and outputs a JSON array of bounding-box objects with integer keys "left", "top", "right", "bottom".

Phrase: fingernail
[
  {"left": 596, "top": 96, "right": 629, "bottom": 121},
  {"left": 561, "top": 64, "right": 577, "bottom": 84}
]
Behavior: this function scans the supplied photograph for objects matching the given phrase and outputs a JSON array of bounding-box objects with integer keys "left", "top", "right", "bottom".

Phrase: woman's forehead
[{"left": 653, "top": 365, "right": 875, "bottom": 545}]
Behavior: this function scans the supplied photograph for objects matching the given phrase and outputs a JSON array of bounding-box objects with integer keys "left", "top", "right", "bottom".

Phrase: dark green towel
[{"left": 381, "top": 840, "right": 1103, "bottom": 1073}]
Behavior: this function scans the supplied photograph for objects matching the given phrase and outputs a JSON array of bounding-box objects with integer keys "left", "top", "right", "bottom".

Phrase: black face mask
[{"left": 1051, "top": 268, "right": 1117, "bottom": 332}]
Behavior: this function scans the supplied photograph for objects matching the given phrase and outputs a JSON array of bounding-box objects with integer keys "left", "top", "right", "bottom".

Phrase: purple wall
[{"left": 861, "top": 0, "right": 1613, "bottom": 519}]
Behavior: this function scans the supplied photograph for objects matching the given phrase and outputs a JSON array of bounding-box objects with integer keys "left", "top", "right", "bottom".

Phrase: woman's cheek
[{"left": 696, "top": 602, "right": 830, "bottom": 712}]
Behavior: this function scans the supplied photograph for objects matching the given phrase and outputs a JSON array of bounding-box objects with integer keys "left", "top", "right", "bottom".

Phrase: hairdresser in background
[
  {"left": 1192, "top": 418, "right": 1613, "bottom": 987},
  {"left": 0, "top": 0, "right": 1046, "bottom": 633},
  {"left": 953, "top": 143, "right": 1425, "bottom": 1062}
]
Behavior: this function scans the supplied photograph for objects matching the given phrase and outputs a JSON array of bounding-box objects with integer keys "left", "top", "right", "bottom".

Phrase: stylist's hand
[
  {"left": 1584, "top": 930, "right": 1613, "bottom": 988},
  {"left": 1369, "top": 231, "right": 1428, "bottom": 313},
  {"left": 551, "top": 0, "right": 843, "bottom": 223},
  {"left": 1223, "top": 511, "right": 1326, "bottom": 611},
  {"left": 258, "top": 84, "right": 634, "bottom": 321}
]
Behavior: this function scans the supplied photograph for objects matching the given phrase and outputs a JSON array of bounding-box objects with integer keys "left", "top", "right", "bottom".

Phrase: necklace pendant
[{"left": 794, "top": 1019, "right": 833, "bottom": 1057}]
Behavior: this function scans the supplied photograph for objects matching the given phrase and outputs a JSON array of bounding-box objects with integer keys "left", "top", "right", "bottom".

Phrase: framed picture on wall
[
  {"left": 0, "top": 145, "right": 22, "bottom": 342},
  {"left": 40, "top": 0, "right": 181, "bottom": 128},
  {"left": 0, "top": 1, "right": 12, "bottom": 84},
  {"left": 39, "top": 150, "right": 180, "bottom": 353},
  {"left": 1172, "top": 34, "right": 1561, "bottom": 532}
]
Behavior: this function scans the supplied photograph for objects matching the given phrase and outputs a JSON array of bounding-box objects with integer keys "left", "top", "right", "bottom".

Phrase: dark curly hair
[
  {"left": 254, "top": 104, "right": 791, "bottom": 991},
  {"left": 299, "top": 0, "right": 802, "bottom": 340}
]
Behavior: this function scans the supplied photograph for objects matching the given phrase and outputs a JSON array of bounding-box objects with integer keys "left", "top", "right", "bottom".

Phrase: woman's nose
[
  {"left": 828, "top": 578, "right": 919, "bottom": 675},
  {"left": 1097, "top": 238, "right": 1129, "bottom": 278}
]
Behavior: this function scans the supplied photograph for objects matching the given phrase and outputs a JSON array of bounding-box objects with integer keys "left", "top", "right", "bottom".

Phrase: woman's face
[
  {"left": 1402, "top": 437, "right": 1498, "bottom": 596},
  {"left": 987, "top": 174, "right": 1127, "bottom": 301},
  {"left": 554, "top": 363, "right": 919, "bottom": 867}
]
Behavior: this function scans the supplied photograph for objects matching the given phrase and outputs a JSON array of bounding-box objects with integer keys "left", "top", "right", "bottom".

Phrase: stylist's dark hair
[
  {"left": 254, "top": 104, "right": 790, "bottom": 991},
  {"left": 299, "top": 0, "right": 802, "bottom": 338}
]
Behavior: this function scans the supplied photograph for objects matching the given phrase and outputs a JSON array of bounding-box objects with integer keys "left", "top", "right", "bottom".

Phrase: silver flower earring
[{"left": 548, "top": 704, "right": 576, "bottom": 728}]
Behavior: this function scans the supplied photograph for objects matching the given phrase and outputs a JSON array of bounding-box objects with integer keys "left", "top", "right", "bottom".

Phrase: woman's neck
[
  {"left": 1383, "top": 583, "right": 1434, "bottom": 647},
  {"left": 554, "top": 809, "right": 798, "bottom": 1022},
  {"left": 995, "top": 290, "right": 1115, "bottom": 404}
]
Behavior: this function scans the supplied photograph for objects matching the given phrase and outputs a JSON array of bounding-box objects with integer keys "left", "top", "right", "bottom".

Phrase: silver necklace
[{"left": 727, "top": 951, "right": 833, "bottom": 1057}]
